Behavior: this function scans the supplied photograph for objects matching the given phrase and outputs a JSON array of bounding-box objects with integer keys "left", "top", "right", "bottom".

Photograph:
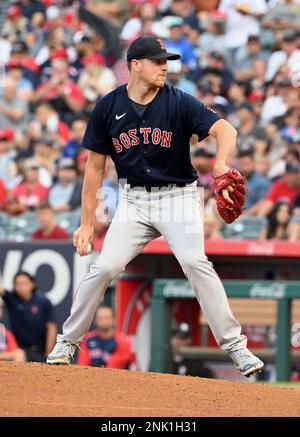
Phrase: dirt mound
[{"left": 0, "top": 362, "right": 299, "bottom": 416}]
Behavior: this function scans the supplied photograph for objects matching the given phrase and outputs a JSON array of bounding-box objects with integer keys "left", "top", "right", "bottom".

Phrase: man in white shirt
[
  {"left": 219, "top": 0, "right": 267, "bottom": 56},
  {"left": 265, "top": 30, "right": 300, "bottom": 82}
]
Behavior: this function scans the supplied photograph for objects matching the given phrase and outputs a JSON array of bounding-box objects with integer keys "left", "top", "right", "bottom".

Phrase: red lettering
[
  {"left": 114, "top": 129, "right": 173, "bottom": 152},
  {"left": 112, "top": 138, "right": 122, "bottom": 153},
  {"left": 157, "top": 38, "right": 165, "bottom": 50},
  {"left": 119, "top": 133, "right": 131, "bottom": 149},
  {"left": 128, "top": 129, "right": 140, "bottom": 146},
  {"left": 161, "top": 131, "right": 172, "bottom": 147},
  {"left": 140, "top": 127, "right": 151, "bottom": 144},
  {"left": 152, "top": 128, "right": 161, "bottom": 145}
]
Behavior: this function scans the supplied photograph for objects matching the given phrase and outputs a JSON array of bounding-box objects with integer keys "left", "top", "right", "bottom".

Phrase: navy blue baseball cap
[{"left": 127, "top": 35, "right": 180, "bottom": 62}]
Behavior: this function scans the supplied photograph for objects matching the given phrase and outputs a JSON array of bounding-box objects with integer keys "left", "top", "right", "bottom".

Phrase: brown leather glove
[{"left": 213, "top": 168, "right": 247, "bottom": 224}]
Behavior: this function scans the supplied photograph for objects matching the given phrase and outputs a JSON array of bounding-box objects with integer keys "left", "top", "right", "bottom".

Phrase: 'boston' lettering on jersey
[
  {"left": 112, "top": 128, "right": 172, "bottom": 153},
  {"left": 81, "top": 84, "right": 221, "bottom": 186}
]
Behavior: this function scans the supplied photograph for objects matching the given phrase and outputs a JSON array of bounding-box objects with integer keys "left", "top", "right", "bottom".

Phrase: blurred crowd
[{"left": 0, "top": 0, "right": 300, "bottom": 241}]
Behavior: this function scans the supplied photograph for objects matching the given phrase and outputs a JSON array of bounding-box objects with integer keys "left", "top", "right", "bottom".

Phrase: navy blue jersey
[
  {"left": 2, "top": 290, "right": 56, "bottom": 349},
  {"left": 81, "top": 331, "right": 117, "bottom": 367},
  {"left": 78, "top": 330, "right": 136, "bottom": 369},
  {"left": 82, "top": 84, "right": 221, "bottom": 186}
]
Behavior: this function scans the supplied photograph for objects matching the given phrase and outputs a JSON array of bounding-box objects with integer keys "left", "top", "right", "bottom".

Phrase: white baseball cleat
[
  {"left": 229, "top": 348, "right": 264, "bottom": 377},
  {"left": 47, "top": 341, "right": 79, "bottom": 365}
]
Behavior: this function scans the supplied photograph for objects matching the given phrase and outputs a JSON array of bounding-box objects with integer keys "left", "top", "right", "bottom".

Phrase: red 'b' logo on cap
[{"left": 157, "top": 39, "right": 165, "bottom": 50}]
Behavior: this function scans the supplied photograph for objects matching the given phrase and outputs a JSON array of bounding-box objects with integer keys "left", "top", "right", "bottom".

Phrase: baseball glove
[{"left": 213, "top": 168, "right": 247, "bottom": 224}]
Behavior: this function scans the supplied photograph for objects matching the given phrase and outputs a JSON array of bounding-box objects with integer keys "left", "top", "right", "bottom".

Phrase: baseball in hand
[{"left": 77, "top": 243, "right": 92, "bottom": 255}]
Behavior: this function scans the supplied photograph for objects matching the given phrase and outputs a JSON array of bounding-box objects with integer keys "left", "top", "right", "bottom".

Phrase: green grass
[{"left": 258, "top": 381, "right": 300, "bottom": 388}]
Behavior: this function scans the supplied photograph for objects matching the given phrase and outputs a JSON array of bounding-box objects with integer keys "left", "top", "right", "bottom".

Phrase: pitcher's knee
[
  {"left": 90, "top": 261, "right": 125, "bottom": 281},
  {"left": 179, "top": 254, "right": 213, "bottom": 275}
]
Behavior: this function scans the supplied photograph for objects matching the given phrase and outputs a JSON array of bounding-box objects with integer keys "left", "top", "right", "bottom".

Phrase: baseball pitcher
[{"left": 47, "top": 36, "right": 264, "bottom": 377}]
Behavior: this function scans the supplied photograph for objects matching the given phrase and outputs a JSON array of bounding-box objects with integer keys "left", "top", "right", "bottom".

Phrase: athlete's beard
[
  {"left": 156, "top": 80, "right": 165, "bottom": 88},
  {"left": 150, "top": 76, "right": 166, "bottom": 88},
  {"left": 140, "top": 70, "right": 166, "bottom": 89},
  {"left": 149, "top": 81, "right": 164, "bottom": 91}
]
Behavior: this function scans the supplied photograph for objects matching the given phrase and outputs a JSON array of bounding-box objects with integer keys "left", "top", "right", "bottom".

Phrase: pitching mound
[{"left": 0, "top": 362, "right": 300, "bottom": 417}]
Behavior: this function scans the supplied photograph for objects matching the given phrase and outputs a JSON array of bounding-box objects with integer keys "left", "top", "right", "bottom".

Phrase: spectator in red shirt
[
  {"left": 7, "top": 39, "right": 39, "bottom": 77},
  {"left": 0, "top": 299, "right": 25, "bottom": 362},
  {"left": 7, "top": 158, "right": 49, "bottom": 215},
  {"left": 0, "top": 179, "right": 6, "bottom": 210},
  {"left": 33, "top": 58, "right": 85, "bottom": 123},
  {"left": 32, "top": 202, "right": 69, "bottom": 240},
  {"left": 258, "top": 161, "right": 300, "bottom": 216},
  {"left": 78, "top": 306, "right": 136, "bottom": 370}
]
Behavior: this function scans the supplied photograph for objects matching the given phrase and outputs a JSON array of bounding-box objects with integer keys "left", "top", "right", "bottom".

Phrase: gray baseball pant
[{"left": 58, "top": 182, "right": 247, "bottom": 351}]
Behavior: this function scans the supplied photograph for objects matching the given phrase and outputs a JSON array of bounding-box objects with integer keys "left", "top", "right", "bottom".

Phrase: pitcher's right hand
[{"left": 73, "top": 224, "right": 94, "bottom": 256}]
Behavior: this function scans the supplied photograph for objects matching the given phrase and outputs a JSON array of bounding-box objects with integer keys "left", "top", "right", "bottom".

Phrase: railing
[{"left": 150, "top": 279, "right": 300, "bottom": 381}]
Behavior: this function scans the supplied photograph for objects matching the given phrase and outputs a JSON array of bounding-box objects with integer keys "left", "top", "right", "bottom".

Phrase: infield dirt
[{"left": 1, "top": 362, "right": 300, "bottom": 416}]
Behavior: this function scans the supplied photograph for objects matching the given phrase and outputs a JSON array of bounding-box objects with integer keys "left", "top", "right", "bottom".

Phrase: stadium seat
[
  {"left": 55, "top": 209, "right": 81, "bottom": 235},
  {"left": 0, "top": 212, "right": 9, "bottom": 239},
  {"left": 222, "top": 216, "right": 267, "bottom": 240},
  {"left": 0, "top": 1, "right": 11, "bottom": 27},
  {"left": 6, "top": 211, "right": 39, "bottom": 241}
]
